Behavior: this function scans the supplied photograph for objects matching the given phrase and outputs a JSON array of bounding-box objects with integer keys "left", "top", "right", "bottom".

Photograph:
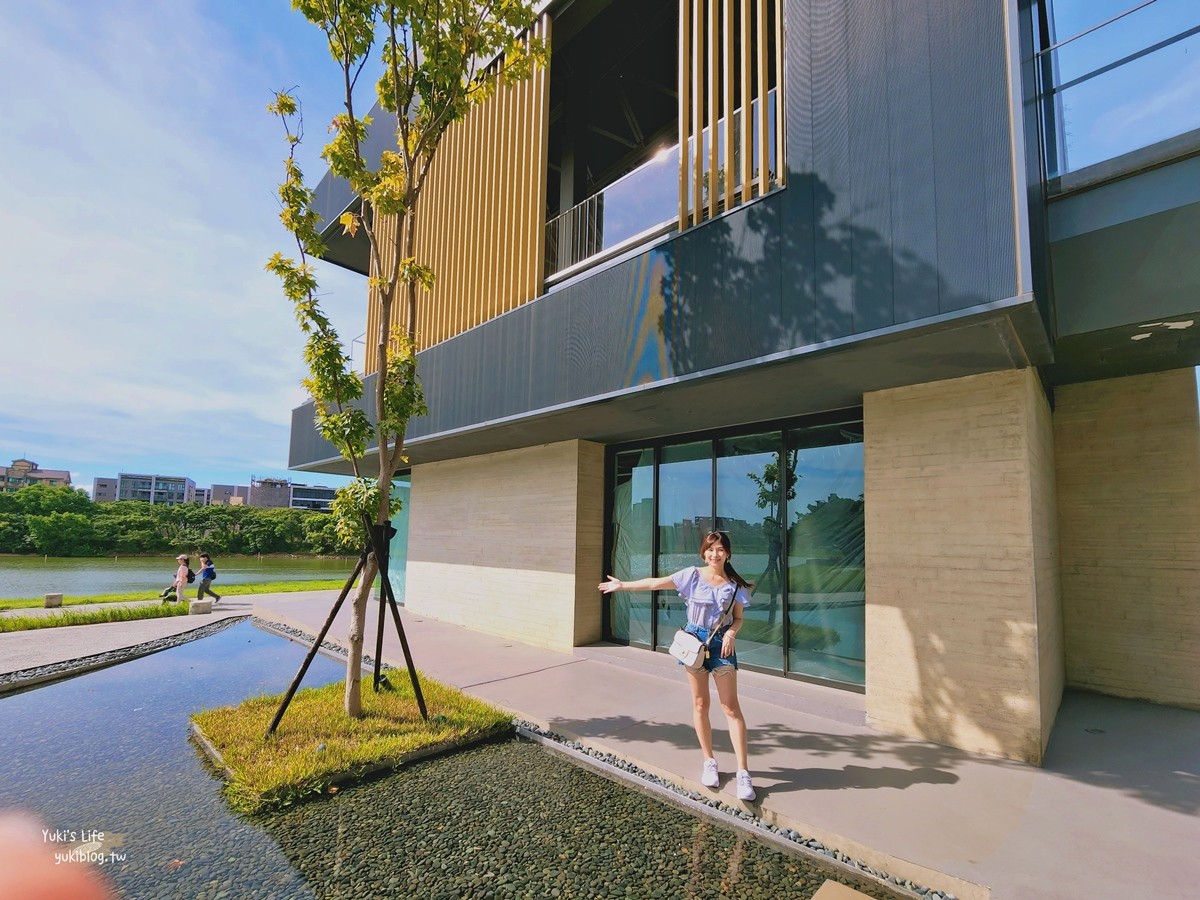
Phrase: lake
[{"left": 0, "top": 555, "right": 354, "bottom": 600}]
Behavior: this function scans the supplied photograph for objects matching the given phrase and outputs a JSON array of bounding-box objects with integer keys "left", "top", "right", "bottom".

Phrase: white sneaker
[
  {"left": 736, "top": 769, "right": 756, "bottom": 801},
  {"left": 701, "top": 757, "right": 719, "bottom": 788}
]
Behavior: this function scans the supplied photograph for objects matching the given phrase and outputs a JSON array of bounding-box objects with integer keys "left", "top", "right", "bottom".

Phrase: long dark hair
[{"left": 701, "top": 531, "right": 754, "bottom": 589}]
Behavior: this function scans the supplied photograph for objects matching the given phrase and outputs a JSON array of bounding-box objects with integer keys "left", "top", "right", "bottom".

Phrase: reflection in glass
[
  {"left": 716, "top": 432, "right": 785, "bottom": 671},
  {"left": 786, "top": 427, "right": 865, "bottom": 686},
  {"left": 386, "top": 478, "right": 411, "bottom": 604},
  {"left": 610, "top": 450, "right": 655, "bottom": 645},
  {"left": 1041, "top": 0, "right": 1200, "bottom": 177},
  {"left": 657, "top": 441, "right": 713, "bottom": 648}
]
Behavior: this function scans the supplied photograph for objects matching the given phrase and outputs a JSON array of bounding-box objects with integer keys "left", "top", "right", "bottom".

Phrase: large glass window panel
[
  {"left": 386, "top": 478, "right": 411, "bottom": 605},
  {"left": 1042, "top": 0, "right": 1200, "bottom": 176},
  {"left": 609, "top": 450, "right": 656, "bottom": 645},
  {"left": 786, "top": 425, "right": 865, "bottom": 687},
  {"left": 716, "top": 432, "right": 785, "bottom": 671},
  {"left": 656, "top": 441, "right": 713, "bottom": 649}
]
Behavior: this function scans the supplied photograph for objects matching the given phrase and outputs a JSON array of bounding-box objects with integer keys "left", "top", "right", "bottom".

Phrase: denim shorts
[{"left": 683, "top": 623, "right": 738, "bottom": 673}]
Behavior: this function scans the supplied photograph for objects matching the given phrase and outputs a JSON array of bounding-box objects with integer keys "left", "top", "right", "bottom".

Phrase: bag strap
[{"left": 710, "top": 589, "right": 738, "bottom": 632}]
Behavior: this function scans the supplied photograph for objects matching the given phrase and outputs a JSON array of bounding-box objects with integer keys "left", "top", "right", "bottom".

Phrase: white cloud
[{"left": 0, "top": 0, "right": 370, "bottom": 490}]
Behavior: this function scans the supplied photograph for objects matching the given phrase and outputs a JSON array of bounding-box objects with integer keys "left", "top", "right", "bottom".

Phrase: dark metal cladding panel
[
  {"left": 528, "top": 287, "right": 572, "bottom": 411},
  {"left": 846, "top": 0, "right": 895, "bottom": 333},
  {"left": 499, "top": 308, "right": 534, "bottom": 419},
  {"left": 673, "top": 219, "right": 740, "bottom": 372},
  {"left": 887, "top": 0, "right": 941, "bottom": 323},
  {"left": 808, "top": 0, "right": 854, "bottom": 339},
  {"left": 779, "top": 0, "right": 817, "bottom": 351},
  {"left": 979, "top": 4, "right": 1020, "bottom": 307},
  {"left": 565, "top": 268, "right": 618, "bottom": 399},
  {"left": 928, "top": 0, "right": 1005, "bottom": 312},
  {"left": 722, "top": 193, "right": 785, "bottom": 360}
]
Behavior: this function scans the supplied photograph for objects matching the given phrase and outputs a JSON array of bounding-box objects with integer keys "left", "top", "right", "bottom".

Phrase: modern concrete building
[
  {"left": 288, "top": 0, "right": 1200, "bottom": 765},
  {"left": 1, "top": 458, "right": 71, "bottom": 492},
  {"left": 91, "top": 477, "right": 118, "bottom": 502},
  {"left": 208, "top": 484, "right": 248, "bottom": 506},
  {"left": 93, "top": 472, "right": 197, "bottom": 505},
  {"left": 288, "top": 483, "right": 337, "bottom": 511}
]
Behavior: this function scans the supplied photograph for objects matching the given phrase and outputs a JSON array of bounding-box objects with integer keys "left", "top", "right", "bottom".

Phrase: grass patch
[
  {"left": 191, "top": 674, "right": 512, "bottom": 815},
  {"left": 0, "top": 579, "right": 346, "bottom": 611},
  {"left": 0, "top": 602, "right": 193, "bottom": 633}
]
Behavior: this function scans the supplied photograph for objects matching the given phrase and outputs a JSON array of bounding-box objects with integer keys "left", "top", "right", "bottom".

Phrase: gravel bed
[{"left": 262, "top": 739, "right": 910, "bottom": 900}]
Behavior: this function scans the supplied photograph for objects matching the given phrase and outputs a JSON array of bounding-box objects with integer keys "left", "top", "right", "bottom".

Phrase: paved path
[{"left": 2, "top": 589, "right": 1198, "bottom": 899}]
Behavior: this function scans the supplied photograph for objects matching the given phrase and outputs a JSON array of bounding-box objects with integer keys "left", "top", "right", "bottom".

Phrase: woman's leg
[
  {"left": 713, "top": 669, "right": 750, "bottom": 771},
  {"left": 686, "top": 668, "right": 714, "bottom": 758}
]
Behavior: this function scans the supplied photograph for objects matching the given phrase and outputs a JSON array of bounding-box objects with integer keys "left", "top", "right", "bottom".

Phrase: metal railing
[
  {"left": 545, "top": 87, "right": 781, "bottom": 281},
  {"left": 1037, "top": 0, "right": 1200, "bottom": 179}
]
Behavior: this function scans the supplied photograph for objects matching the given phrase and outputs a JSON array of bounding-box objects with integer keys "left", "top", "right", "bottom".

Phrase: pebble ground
[{"left": 262, "top": 739, "right": 904, "bottom": 899}]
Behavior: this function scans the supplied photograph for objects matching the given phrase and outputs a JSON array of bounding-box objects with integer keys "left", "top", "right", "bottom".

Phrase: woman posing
[{"left": 599, "top": 531, "right": 756, "bottom": 801}]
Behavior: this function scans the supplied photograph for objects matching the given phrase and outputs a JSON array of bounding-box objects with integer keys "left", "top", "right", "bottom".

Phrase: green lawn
[
  {"left": 0, "top": 579, "right": 346, "bottom": 611},
  {"left": 192, "top": 675, "right": 512, "bottom": 814},
  {"left": 0, "top": 601, "right": 194, "bottom": 632}
]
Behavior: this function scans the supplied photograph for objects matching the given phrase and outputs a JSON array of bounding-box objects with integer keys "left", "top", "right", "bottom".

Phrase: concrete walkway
[{"left": 2, "top": 589, "right": 1197, "bottom": 899}]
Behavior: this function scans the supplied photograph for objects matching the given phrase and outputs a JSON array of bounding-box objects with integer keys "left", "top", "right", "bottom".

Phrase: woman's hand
[
  {"left": 597, "top": 575, "right": 623, "bottom": 594},
  {"left": 720, "top": 631, "right": 736, "bottom": 658}
]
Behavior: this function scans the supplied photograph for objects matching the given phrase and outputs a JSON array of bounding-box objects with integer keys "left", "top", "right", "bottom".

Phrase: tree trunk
[{"left": 344, "top": 552, "right": 379, "bottom": 717}]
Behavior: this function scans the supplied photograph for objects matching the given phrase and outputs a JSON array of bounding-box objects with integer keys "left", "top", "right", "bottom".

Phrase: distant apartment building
[
  {"left": 246, "top": 477, "right": 337, "bottom": 511},
  {"left": 209, "top": 483, "right": 249, "bottom": 506},
  {"left": 248, "top": 477, "right": 291, "bottom": 509},
  {"left": 92, "top": 472, "right": 197, "bottom": 505},
  {"left": 92, "top": 477, "right": 118, "bottom": 502},
  {"left": 1, "top": 458, "right": 71, "bottom": 492},
  {"left": 288, "top": 483, "right": 337, "bottom": 511},
  {"left": 195, "top": 487, "right": 212, "bottom": 505}
]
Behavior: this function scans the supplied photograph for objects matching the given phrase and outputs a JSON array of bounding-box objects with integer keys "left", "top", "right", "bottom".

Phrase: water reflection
[{"left": 0, "top": 620, "right": 342, "bottom": 899}]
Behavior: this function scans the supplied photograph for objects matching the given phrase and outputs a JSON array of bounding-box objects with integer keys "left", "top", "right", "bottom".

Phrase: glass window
[
  {"left": 1042, "top": 0, "right": 1200, "bottom": 176},
  {"left": 609, "top": 450, "right": 656, "bottom": 645},
  {"left": 716, "top": 431, "right": 785, "bottom": 672},
  {"left": 656, "top": 441, "right": 712, "bottom": 649},
  {"left": 786, "top": 424, "right": 865, "bottom": 686},
  {"left": 605, "top": 416, "right": 865, "bottom": 689}
]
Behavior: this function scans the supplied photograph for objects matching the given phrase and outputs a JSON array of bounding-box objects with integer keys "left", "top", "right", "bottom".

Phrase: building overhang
[{"left": 290, "top": 295, "right": 1052, "bottom": 475}]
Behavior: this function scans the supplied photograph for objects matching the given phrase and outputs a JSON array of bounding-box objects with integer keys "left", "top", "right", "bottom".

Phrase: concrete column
[
  {"left": 864, "top": 368, "right": 1062, "bottom": 764},
  {"left": 404, "top": 439, "right": 606, "bottom": 651},
  {"left": 1054, "top": 367, "right": 1200, "bottom": 709}
]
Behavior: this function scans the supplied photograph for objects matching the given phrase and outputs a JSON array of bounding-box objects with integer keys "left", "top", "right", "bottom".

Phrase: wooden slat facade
[
  {"left": 679, "top": 0, "right": 783, "bottom": 228},
  {"left": 364, "top": 15, "right": 551, "bottom": 371}
]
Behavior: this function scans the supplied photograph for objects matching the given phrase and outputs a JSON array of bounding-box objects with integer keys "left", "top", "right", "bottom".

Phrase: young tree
[{"left": 267, "top": 1, "right": 545, "bottom": 715}]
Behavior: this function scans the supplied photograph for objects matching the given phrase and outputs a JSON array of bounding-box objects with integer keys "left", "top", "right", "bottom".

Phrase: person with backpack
[
  {"left": 170, "top": 554, "right": 192, "bottom": 603},
  {"left": 195, "top": 553, "right": 221, "bottom": 604}
]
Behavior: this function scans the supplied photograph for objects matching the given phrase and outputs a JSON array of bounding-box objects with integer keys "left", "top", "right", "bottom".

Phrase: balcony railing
[
  {"left": 545, "top": 146, "right": 680, "bottom": 282},
  {"left": 545, "top": 88, "right": 780, "bottom": 282},
  {"left": 1037, "top": 0, "right": 1200, "bottom": 180}
]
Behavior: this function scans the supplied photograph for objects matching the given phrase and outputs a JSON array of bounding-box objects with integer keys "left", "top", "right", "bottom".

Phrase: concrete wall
[
  {"left": 1054, "top": 368, "right": 1200, "bottom": 708},
  {"left": 864, "top": 368, "right": 1062, "bottom": 764},
  {"left": 405, "top": 439, "right": 606, "bottom": 651}
]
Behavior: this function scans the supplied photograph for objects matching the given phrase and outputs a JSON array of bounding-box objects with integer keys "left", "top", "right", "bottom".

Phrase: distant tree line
[{"left": 0, "top": 485, "right": 355, "bottom": 557}]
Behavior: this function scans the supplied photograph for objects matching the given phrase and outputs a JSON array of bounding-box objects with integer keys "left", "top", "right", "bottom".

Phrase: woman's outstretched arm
[{"left": 598, "top": 574, "right": 677, "bottom": 594}]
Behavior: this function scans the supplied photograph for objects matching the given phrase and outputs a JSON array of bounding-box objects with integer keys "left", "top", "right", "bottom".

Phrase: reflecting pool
[{"left": 0, "top": 621, "right": 901, "bottom": 899}]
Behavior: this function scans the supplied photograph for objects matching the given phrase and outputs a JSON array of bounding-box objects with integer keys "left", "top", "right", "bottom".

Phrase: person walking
[
  {"left": 171, "top": 554, "right": 190, "bottom": 604},
  {"left": 195, "top": 554, "right": 221, "bottom": 604},
  {"left": 598, "top": 530, "right": 756, "bottom": 801}
]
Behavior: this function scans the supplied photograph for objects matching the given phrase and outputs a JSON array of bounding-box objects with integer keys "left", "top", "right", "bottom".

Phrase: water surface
[{"left": 0, "top": 555, "right": 351, "bottom": 599}]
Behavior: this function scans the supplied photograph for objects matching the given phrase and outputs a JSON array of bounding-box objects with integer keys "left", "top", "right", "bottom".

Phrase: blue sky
[{"left": 0, "top": 1, "right": 379, "bottom": 494}]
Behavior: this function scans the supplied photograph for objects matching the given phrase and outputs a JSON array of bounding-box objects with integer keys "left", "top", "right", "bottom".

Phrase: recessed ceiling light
[{"left": 1130, "top": 333, "right": 1152, "bottom": 341}]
